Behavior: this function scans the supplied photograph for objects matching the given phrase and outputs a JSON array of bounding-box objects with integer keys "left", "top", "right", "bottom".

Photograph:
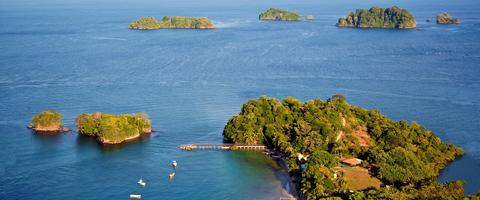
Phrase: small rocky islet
[
  {"left": 336, "top": 6, "right": 416, "bottom": 29},
  {"left": 437, "top": 12, "right": 460, "bottom": 24},
  {"left": 28, "top": 110, "right": 70, "bottom": 133},
  {"left": 259, "top": 8, "right": 304, "bottom": 21},
  {"left": 128, "top": 16, "right": 215, "bottom": 30}
]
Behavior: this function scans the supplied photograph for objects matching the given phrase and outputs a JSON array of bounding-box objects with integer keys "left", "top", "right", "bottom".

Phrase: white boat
[
  {"left": 130, "top": 194, "right": 141, "bottom": 199},
  {"left": 172, "top": 160, "right": 177, "bottom": 168},
  {"left": 137, "top": 178, "right": 146, "bottom": 187},
  {"left": 169, "top": 172, "right": 175, "bottom": 179}
]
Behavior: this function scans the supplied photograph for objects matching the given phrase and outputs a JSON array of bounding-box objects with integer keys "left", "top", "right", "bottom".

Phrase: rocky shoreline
[
  {"left": 98, "top": 127, "right": 152, "bottom": 144},
  {"left": 28, "top": 124, "right": 70, "bottom": 133}
]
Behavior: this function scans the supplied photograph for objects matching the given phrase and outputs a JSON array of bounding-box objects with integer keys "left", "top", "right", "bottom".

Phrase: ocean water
[{"left": 1, "top": 0, "right": 480, "bottom": 199}]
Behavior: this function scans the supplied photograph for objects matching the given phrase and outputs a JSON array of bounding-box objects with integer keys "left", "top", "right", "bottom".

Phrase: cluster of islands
[
  {"left": 28, "top": 110, "right": 152, "bottom": 144},
  {"left": 28, "top": 5, "right": 467, "bottom": 200},
  {"left": 29, "top": 94, "right": 480, "bottom": 199},
  {"left": 128, "top": 6, "right": 460, "bottom": 30}
]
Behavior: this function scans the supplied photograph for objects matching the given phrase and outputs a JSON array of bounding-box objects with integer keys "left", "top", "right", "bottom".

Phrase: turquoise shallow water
[{"left": 1, "top": 0, "right": 480, "bottom": 199}]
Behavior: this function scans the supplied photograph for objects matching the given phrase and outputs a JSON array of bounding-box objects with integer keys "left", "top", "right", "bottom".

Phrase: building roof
[{"left": 341, "top": 158, "right": 363, "bottom": 166}]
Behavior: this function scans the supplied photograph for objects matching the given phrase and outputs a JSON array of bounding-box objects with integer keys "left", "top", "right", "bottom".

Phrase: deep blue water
[{"left": 1, "top": 0, "right": 480, "bottom": 199}]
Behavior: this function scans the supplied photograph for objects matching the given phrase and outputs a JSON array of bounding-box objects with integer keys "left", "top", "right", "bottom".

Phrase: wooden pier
[{"left": 180, "top": 144, "right": 266, "bottom": 151}]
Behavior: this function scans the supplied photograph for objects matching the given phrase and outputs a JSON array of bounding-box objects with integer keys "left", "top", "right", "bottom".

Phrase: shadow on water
[
  {"left": 75, "top": 133, "right": 152, "bottom": 153},
  {"left": 31, "top": 130, "right": 64, "bottom": 143},
  {"left": 231, "top": 151, "right": 272, "bottom": 166},
  {"left": 271, "top": 157, "right": 299, "bottom": 199},
  {"left": 232, "top": 150, "right": 296, "bottom": 198}
]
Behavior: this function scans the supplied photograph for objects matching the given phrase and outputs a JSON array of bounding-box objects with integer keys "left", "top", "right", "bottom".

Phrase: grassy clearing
[{"left": 338, "top": 167, "right": 382, "bottom": 190}]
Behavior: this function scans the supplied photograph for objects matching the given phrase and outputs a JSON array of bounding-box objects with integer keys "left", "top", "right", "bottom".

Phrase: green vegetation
[
  {"left": 75, "top": 112, "right": 151, "bottom": 144},
  {"left": 223, "top": 95, "right": 467, "bottom": 199},
  {"left": 128, "top": 16, "right": 215, "bottom": 30},
  {"left": 30, "top": 110, "right": 63, "bottom": 132},
  {"left": 437, "top": 12, "right": 460, "bottom": 24},
  {"left": 259, "top": 8, "right": 304, "bottom": 21},
  {"left": 337, "top": 6, "right": 416, "bottom": 29}
]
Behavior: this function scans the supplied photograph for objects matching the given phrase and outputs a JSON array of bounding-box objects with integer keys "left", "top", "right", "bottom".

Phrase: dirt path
[{"left": 336, "top": 117, "right": 347, "bottom": 142}]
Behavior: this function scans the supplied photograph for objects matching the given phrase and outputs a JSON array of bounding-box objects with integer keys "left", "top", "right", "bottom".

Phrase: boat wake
[{"left": 214, "top": 19, "right": 252, "bottom": 28}]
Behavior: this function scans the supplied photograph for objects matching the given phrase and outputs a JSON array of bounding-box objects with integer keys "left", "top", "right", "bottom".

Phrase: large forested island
[
  {"left": 337, "top": 6, "right": 416, "bottom": 29},
  {"left": 75, "top": 112, "right": 151, "bottom": 144},
  {"left": 259, "top": 8, "right": 304, "bottom": 21},
  {"left": 223, "top": 95, "right": 480, "bottom": 199},
  {"left": 28, "top": 110, "right": 69, "bottom": 133},
  {"left": 128, "top": 16, "right": 215, "bottom": 30}
]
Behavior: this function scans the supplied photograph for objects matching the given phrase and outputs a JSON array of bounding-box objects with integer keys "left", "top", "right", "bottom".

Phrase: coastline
[
  {"left": 269, "top": 150, "right": 300, "bottom": 200},
  {"left": 95, "top": 128, "right": 152, "bottom": 144},
  {"left": 28, "top": 125, "right": 70, "bottom": 133},
  {"left": 98, "top": 133, "right": 141, "bottom": 144}
]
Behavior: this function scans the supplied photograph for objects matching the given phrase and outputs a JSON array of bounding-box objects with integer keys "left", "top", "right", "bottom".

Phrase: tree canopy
[{"left": 30, "top": 110, "right": 63, "bottom": 128}]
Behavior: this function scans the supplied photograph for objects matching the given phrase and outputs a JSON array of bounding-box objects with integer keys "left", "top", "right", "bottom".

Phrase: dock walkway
[{"left": 180, "top": 144, "right": 266, "bottom": 151}]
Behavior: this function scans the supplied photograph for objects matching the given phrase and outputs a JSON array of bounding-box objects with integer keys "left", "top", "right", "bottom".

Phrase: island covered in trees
[
  {"left": 28, "top": 110, "right": 70, "bottom": 133},
  {"left": 223, "top": 95, "right": 480, "bottom": 199},
  {"left": 75, "top": 112, "right": 152, "bottom": 144},
  {"left": 129, "top": 16, "right": 215, "bottom": 30},
  {"left": 259, "top": 8, "right": 304, "bottom": 21},
  {"left": 337, "top": 6, "right": 416, "bottom": 29}
]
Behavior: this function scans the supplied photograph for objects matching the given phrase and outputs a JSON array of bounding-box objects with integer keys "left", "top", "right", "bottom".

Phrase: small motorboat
[
  {"left": 172, "top": 160, "right": 177, "bottom": 168},
  {"left": 137, "top": 178, "right": 146, "bottom": 187},
  {"left": 169, "top": 172, "right": 176, "bottom": 179},
  {"left": 130, "top": 194, "right": 141, "bottom": 199}
]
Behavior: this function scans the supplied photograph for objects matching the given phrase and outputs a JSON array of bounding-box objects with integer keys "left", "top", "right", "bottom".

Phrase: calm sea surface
[{"left": 1, "top": 0, "right": 480, "bottom": 199}]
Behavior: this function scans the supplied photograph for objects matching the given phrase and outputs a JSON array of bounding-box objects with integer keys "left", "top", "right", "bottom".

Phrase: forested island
[
  {"left": 259, "top": 8, "right": 304, "bottom": 21},
  {"left": 129, "top": 16, "right": 215, "bottom": 30},
  {"left": 223, "top": 95, "right": 480, "bottom": 199},
  {"left": 337, "top": 6, "right": 416, "bottom": 29},
  {"left": 437, "top": 12, "right": 460, "bottom": 24},
  {"left": 75, "top": 112, "right": 151, "bottom": 144},
  {"left": 28, "top": 110, "right": 70, "bottom": 133}
]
